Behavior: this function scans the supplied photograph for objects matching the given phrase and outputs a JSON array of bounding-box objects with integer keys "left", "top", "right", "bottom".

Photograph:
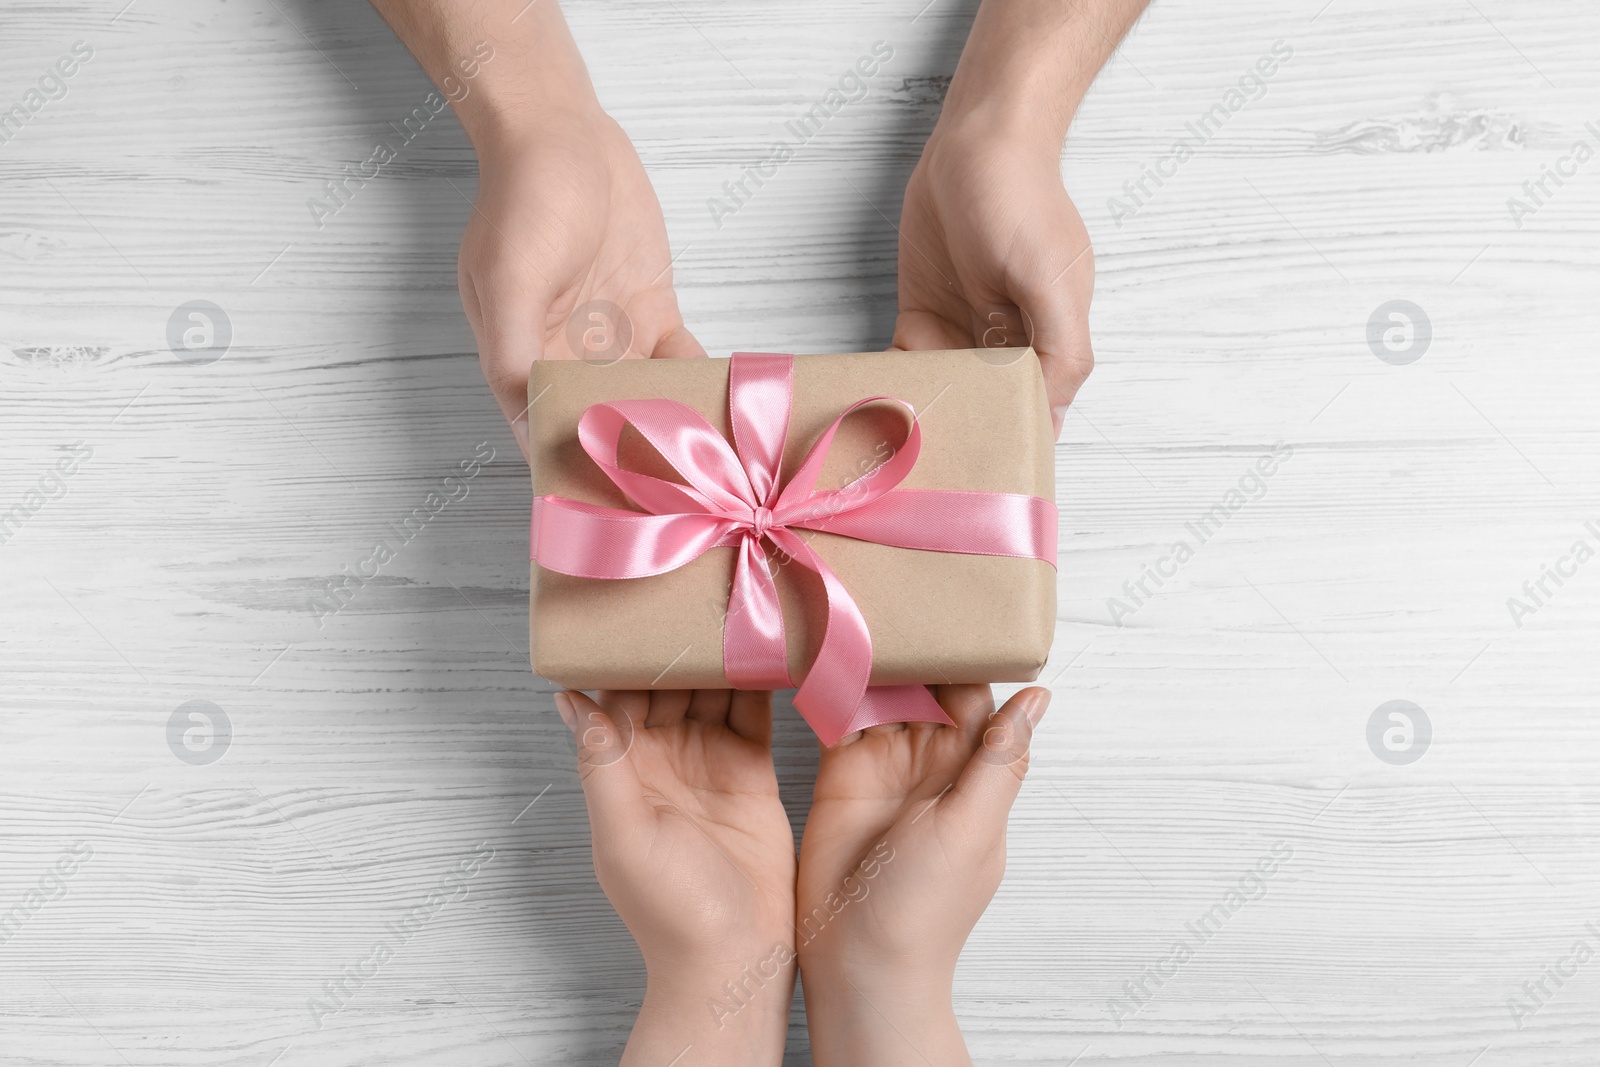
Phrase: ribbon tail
[
  {"left": 843, "top": 685, "right": 955, "bottom": 738},
  {"left": 722, "top": 535, "right": 792, "bottom": 690},
  {"left": 766, "top": 528, "right": 877, "bottom": 746}
]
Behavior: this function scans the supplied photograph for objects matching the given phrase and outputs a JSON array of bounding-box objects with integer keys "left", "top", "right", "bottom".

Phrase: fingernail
[
  {"left": 512, "top": 415, "right": 530, "bottom": 461},
  {"left": 1024, "top": 689, "right": 1051, "bottom": 728},
  {"left": 1051, "top": 405, "right": 1067, "bottom": 434},
  {"left": 553, "top": 691, "right": 577, "bottom": 734}
]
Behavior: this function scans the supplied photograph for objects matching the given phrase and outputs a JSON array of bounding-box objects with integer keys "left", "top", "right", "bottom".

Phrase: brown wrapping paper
[{"left": 528, "top": 347, "right": 1056, "bottom": 690}]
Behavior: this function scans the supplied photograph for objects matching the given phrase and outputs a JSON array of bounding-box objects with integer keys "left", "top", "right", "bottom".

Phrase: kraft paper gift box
[{"left": 527, "top": 347, "right": 1057, "bottom": 724}]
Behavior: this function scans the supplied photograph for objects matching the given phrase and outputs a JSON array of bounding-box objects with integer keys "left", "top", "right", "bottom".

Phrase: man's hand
[
  {"left": 894, "top": 119, "right": 1095, "bottom": 437},
  {"left": 368, "top": 0, "right": 702, "bottom": 460},
  {"left": 463, "top": 110, "right": 704, "bottom": 456},
  {"left": 894, "top": 0, "right": 1148, "bottom": 437}
]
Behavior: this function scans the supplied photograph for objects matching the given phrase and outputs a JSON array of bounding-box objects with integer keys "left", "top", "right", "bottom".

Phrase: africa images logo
[
  {"left": 0, "top": 41, "right": 94, "bottom": 147},
  {"left": 1106, "top": 40, "right": 1293, "bottom": 228},
  {"left": 706, "top": 41, "right": 895, "bottom": 228}
]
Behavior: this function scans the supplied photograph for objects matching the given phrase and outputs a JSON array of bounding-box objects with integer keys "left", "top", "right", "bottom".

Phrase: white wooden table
[{"left": 3, "top": 1, "right": 1597, "bottom": 1063}]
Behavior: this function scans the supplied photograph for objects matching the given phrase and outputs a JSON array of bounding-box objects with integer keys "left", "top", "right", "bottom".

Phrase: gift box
[{"left": 528, "top": 347, "right": 1057, "bottom": 744}]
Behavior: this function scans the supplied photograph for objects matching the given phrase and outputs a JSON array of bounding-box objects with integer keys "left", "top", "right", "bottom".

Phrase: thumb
[
  {"left": 555, "top": 690, "right": 650, "bottom": 842},
  {"left": 463, "top": 268, "right": 551, "bottom": 462},
  {"left": 650, "top": 322, "right": 709, "bottom": 360},
  {"left": 1017, "top": 245, "right": 1095, "bottom": 437},
  {"left": 941, "top": 688, "right": 1049, "bottom": 829}
]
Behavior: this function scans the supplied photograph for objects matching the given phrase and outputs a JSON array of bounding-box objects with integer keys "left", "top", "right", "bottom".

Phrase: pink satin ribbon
[{"left": 531, "top": 352, "right": 1057, "bottom": 746}]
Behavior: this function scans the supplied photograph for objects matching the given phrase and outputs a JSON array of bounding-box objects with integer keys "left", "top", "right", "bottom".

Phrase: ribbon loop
[
  {"left": 579, "top": 399, "right": 754, "bottom": 514},
  {"left": 532, "top": 352, "right": 1057, "bottom": 746}
]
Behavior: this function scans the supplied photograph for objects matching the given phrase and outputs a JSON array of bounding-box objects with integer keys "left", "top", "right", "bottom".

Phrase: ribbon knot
[
  {"left": 749, "top": 506, "right": 774, "bottom": 540},
  {"left": 531, "top": 352, "right": 1058, "bottom": 746}
]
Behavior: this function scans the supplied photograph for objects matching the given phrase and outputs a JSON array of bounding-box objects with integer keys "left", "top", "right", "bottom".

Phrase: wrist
[
  {"left": 801, "top": 955, "right": 966, "bottom": 1067},
  {"left": 432, "top": 3, "right": 607, "bottom": 156},
  {"left": 626, "top": 948, "right": 796, "bottom": 1067},
  {"left": 934, "top": 0, "right": 1146, "bottom": 153},
  {"left": 371, "top": 0, "right": 608, "bottom": 157},
  {"left": 934, "top": 77, "right": 1071, "bottom": 159},
  {"left": 799, "top": 949, "right": 957, "bottom": 1011},
  {"left": 463, "top": 93, "right": 609, "bottom": 164},
  {"left": 923, "top": 99, "right": 1064, "bottom": 174}
]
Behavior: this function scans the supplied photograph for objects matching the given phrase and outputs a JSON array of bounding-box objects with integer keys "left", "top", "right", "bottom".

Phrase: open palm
[
  {"left": 560, "top": 689, "right": 796, "bottom": 969},
  {"left": 796, "top": 685, "right": 1048, "bottom": 976}
]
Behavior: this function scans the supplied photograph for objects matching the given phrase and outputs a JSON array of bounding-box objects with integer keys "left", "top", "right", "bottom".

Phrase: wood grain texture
[{"left": 3, "top": 0, "right": 1598, "bottom": 1064}]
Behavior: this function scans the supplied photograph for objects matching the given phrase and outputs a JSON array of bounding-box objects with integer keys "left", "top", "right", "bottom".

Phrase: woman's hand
[
  {"left": 796, "top": 685, "right": 1050, "bottom": 1067},
  {"left": 556, "top": 689, "right": 794, "bottom": 1067},
  {"left": 463, "top": 110, "right": 705, "bottom": 458}
]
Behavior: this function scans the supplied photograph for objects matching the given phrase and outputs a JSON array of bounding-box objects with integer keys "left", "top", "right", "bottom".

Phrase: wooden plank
[{"left": 3, "top": 0, "right": 1598, "bottom": 1063}]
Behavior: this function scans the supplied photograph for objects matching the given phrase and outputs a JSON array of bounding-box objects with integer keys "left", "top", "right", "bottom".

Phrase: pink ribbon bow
[{"left": 531, "top": 352, "right": 1057, "bottom": 746}]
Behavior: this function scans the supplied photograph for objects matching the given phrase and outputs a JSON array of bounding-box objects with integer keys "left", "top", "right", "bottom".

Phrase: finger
[
  {"left": 471, "top": 271, "right": 554, "bottom": 459},
  {"left": 651, "top": 322, "right": 708, "bottom": 360},
  {"left": 1015, "top": 246, "right": 1095, "bottom": 436},
  {"left": 941, "top": 688, "right": 1049, "bottom": 827},
  {"left": 726, "top": 690, "right": 774, "bottom": 744},
  {"left": 645, "top": 690, "right": 692, "bottom": 729},
  {"left": 457, "top": 259, "right": 486, "bottom": 340},
  {"left": 555, "top": 691, "right": 650, "bottom": 838},
  {"left": 586, "top": 692, "right": 642, "bottom": 760},
  {"left": 970, "top": 303, "right": 1030, "bottom": 352},
  {"left": 932, "top": 684, "right": 997, "bottom": 735},
  {"left": 685, "top": 689, "right": 732, "bottom": 725},
  {"left": 596, "top": 690, "right": 650, "bottom": 727},
  {"left": 891, "top": 309, "right": 974, "bottom": 353}
]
